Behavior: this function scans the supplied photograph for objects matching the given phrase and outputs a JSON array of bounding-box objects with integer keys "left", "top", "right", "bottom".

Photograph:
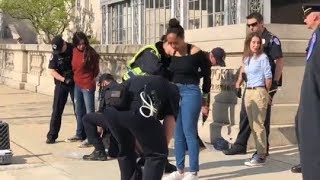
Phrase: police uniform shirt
[
  {"left": 298, "top": 26, "right": 320, "bottom": 180},
  {"left": 134, "top": 48, "right": 162, "bottom": 75},
  {"left": 261, "top": 28, "right": 283, "bottom": 85},
  {"left": 48, "top": 43, "right": 73, "bottom": 84},
  {"left": 124, "top": 75, "right": 180, "bottom": 119}
]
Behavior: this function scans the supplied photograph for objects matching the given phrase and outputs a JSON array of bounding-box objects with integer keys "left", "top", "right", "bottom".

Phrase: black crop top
[{"left": 169, "top": 44, "right": 211, "bottom": 94}]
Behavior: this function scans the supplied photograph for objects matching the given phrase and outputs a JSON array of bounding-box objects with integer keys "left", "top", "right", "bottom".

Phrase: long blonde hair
[{"left": 242, "top": 32, "right": 263, "bottom": 61}]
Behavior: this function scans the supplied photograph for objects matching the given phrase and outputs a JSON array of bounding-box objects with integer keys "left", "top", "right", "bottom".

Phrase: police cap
[
  {"left": 98, "top": 73, "right": 114, "bottom": 84},
  {"left": 302, "top": 3, "right": 320, "bottom": 18},
  {"left": 51, "top": 35, "right": 64, "bottom": 54},
  {"left": 211, "top": 47, "right": 226, "bottom": 67}
]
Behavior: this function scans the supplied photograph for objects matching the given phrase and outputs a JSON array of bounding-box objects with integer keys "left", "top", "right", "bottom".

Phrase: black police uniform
[
  {"left": 82, "top": 75, "right": 180, "bottom": 180},
  {"left": 47, "top": 43, "right": 75, "bottom": 141},
  {"left": 297, "top": 4, "right": 320, "bottom": 179},
  {"left": 231, "top": 28, "right": 283, "bottom": 153},
  {"left": 129, "top": 41, "right": 172, "bottom": 81}
]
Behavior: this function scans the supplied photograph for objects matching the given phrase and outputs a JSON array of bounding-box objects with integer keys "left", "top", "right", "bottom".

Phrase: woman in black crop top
[{"left": 162, "top": 18, "right": 211, "bottom": 180}]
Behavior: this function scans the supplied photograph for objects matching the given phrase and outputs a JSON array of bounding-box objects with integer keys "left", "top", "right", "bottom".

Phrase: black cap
[
  {"left": 98, "top": 73, "right": 114, "bottom": 83},
  {"left": 211, "top": 47, "right": 226, "bottom": 67},
  {"left": 302, "top": 4, "right": 320, "bottom": 18},
  {"left": 51, "top": 35, "right": 64, "bottom": 54}
]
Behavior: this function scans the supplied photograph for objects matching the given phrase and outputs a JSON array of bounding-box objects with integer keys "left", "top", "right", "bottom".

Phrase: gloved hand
[
  {"left": 271, "top": 80, "right": 279, "bottom": 91},
  {"left": 64, "top": 78, "right": 74, "bottom": 85},
  {"left": 234, "top": 88, "right": 242, "bottom": 98}
]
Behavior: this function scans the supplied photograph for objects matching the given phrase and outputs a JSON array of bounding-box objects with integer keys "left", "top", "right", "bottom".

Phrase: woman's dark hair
[
  {"left": 166, "top": 18, "right": 185, "bottom": 39},
  {"left": 242, "top": 32, "right": 263, "bottom": 60},
  {"left": 160, "top": 35, "right": 167, "bottom": 42},
  {"left": 72, "top": 31, "right": 89, "bottom": 47},
  {"left": 72, "top": 31, "right": 100, "bottom": 71}
]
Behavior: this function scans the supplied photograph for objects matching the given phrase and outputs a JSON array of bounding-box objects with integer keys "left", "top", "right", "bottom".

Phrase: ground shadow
[
  {"left": 197, "top": 146, "right": 299, "bottom": 179},
  {"left": 11, "top": 153, "right": 51, "bottom": 164}
]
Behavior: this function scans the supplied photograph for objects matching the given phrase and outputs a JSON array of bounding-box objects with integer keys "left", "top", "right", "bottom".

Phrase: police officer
[
  {"left": 296, "top": 4, "right": 320, "bottom": 179},
  {"left": 123, "top": 35, "right": 173, "bottom": 81},
  {"left": 46, "top": 35, "right": 75, "bottom": 144},
  {"left": 123, "top": 36, "right": 179, "bottom": 173},
  {"left": 82, "top": 75, "right": 180, "bottom": 180},
  {"left": 224, "top": 12, "right": 284, "bottom": 155}
]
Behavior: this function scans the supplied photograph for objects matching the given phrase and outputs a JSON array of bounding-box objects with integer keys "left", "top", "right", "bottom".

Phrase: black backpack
[{"left": 103, "top": 81, "right": 130, "bottom": 110}]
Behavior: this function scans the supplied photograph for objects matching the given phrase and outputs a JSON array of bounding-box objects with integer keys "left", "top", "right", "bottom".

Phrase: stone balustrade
[
  {"left": 0, "top": 24, "right": 312, "bottom": 148},
  {"left": 0, "top": 44, "right": 143, "bottom": 95}
]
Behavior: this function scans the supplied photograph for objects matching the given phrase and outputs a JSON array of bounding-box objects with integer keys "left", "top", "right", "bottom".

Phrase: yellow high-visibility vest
[{"left": 122, "top": 44, "right": 160, "bottom": 81}]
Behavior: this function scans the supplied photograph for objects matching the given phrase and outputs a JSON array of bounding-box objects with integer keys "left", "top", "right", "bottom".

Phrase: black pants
[
  {"left": 83, "top": 108, "right": 168, "bottom": 180},
  {"left": 47, "top": 83, "right": 75, "bottom": 140},
  {"left": 82, "top": 113, "right": 119, "bottom": 155},
  {"left": 234, "top": 89, "right": 277, "bottom": 150}
]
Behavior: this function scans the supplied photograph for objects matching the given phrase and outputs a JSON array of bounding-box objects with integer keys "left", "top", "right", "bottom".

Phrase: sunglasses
[{"left": 247, "top": 22, "right": 258, "bottom": 28}]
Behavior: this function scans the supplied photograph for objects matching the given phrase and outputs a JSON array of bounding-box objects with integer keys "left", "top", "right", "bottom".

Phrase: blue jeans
[
  {"left": 174, "top": 84, "right": 201, "bottom": 172},
  {"left": 74, "top": 84, "right": 95, "bottom": 139}
]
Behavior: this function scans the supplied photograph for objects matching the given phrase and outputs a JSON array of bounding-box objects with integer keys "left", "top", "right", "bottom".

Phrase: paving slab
[{"left": 0, "top": 85, "right": 302, "bottom": 179}]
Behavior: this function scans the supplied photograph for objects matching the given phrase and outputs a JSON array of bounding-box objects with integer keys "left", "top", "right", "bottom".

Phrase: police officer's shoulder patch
[{"left": 273, "top": 37, "right": 281, "bottom": 45}]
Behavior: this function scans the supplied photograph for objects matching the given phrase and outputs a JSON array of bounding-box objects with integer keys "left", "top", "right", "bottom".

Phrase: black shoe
[
  {"left": 83, "top": 149, "right": 108, "bottom": 161},
  {"left": 164, "top": 160, "right": 177, "bottom": 173},
  {"left": 253, "top": 151, "right": 269, "bottom": 157},
  {"left": 223, "top": 145, "right": 247, "bottom": 155},
  {"left": 291, "top": 164, "right": 302, "bottom": 173},
  {"left": 46, "top": 138, "right": 55, "bottom": 144}
]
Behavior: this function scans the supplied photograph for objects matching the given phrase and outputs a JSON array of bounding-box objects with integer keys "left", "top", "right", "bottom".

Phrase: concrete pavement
[{"left": 0, "top": 84, "right": 302, "bottom": 180}]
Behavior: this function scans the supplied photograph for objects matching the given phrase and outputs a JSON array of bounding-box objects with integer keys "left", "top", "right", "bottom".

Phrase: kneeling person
[{"left": 83, "top": 74, "right": 180, "bottom": 180}]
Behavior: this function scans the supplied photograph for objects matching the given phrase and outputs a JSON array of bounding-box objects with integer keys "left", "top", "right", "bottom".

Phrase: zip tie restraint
[{"left": 139, "top": 91, "right": 157, "bottom": 118}]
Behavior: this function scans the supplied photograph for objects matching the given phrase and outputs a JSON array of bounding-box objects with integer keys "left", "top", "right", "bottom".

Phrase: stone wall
[
  {"left": 0, "top": 44, "right": 142, "bottom": 95},
  {"left": 0, "top": 24, "right": 312, "bottom": 148}
]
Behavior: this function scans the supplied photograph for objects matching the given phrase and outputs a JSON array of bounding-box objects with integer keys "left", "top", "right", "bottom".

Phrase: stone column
[
  {"left": 209, "top": 67, "right": 242, "bottom": 143},
  {"left": 0, "top": 44, "right": 28, "bottom": 89},
  {"left": 36, "top": 45, "right": 55, "bottom": 95},
  {"left": 263, "top": 0, "right": 271, "bottom": 23},
  {"left": 198, "top": 67, "right": 242, "bottom": 144},
  {"left": 24, "top": 45, "right": 47, "bottom": 92}
]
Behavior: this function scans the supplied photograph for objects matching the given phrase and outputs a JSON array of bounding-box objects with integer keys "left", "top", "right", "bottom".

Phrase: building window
[
  {"left": 248, "top": 0, "right": 263, "bottom": 15},
  {"left": 102, "top": 5, "right": 106, "bottom": 44},
  {"left": 188, "top": 18, "right": 200, "bottom": 29},
  {"left": 108, "top": 1, "right": 131, "bottom": 44},
  {"left": 144, "top": 0, "right": 172, "bottom": 44},
  {"left": 228, "top": 0, "right": 237, "bottom": 24},
  {"left": 215, "top": 0, "right": 225, "bottom": 26}
]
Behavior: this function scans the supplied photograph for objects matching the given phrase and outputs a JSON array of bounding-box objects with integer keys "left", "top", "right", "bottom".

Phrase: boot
[
  {"left": 83, "top": 149, "right": 108, "bottom": 161},
  {"left": 223, "top": 144, "right": 247, "bottom": 155},
  {"left": 291, "top": 164, "right": 302, "bottom": 173},
  {"left": 164, "top": 160, "right": 177, "bottom": 173}
]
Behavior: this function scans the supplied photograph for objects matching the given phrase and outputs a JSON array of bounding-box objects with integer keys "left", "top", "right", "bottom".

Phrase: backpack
[{"left": 103, "top": 81, "right": 130, "bottom": 110}]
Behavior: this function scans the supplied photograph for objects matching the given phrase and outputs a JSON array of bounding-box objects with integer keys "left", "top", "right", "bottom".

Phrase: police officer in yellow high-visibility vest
[
  {"left": 122, "top": 36, "right": 178, "bottom": 173},
  {"left": 123, "top": 37, "right": 173, "bottom": 81}
]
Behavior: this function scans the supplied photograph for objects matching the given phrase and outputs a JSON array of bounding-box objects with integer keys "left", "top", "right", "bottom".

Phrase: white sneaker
[
  {"left": 182, "top": 172, "right": 198, "bottom": 180},
  {"left": 162, "top": 171, "right": 184, "bottom": 180}
]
